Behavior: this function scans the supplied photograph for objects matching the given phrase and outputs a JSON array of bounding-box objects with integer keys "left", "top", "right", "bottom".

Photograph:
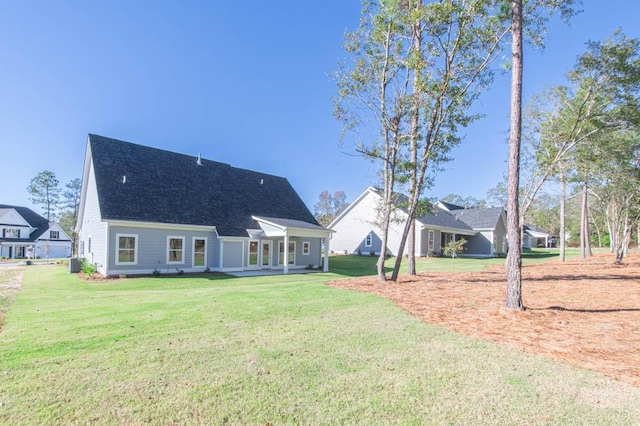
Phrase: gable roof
[
  {"left": 416, "top": 209, "right": 475, "bottom": 233},
  {"left": 330, "top": 187, "right": 474, "bottom": 234},
  {"left": 436, "top": 201, "right": 466, "bottom": 211},
  {"left": 87, "top": 134, "right": 321, "bottom": 237},
  {"left": 0, "top": 204, "right": 51, "bottom": 242},
  {"left": 524, "top": 224, "right": 551, "bottom": 237},
  {"left": 449, "top": 207, "right": 505, "bottom": 230}
]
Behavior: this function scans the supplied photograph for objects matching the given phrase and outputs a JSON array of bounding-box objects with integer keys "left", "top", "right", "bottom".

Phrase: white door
[{"left": 261, "top": 241, "right": 272, "bottom": 268}]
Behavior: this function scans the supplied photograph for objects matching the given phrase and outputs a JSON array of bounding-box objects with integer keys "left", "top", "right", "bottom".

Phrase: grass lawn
[{"left": 1, "top": 255, "right": 639, "bottom": 424}]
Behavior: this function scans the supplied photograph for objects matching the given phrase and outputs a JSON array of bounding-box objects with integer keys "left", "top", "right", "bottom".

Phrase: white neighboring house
[
  {"left": 0, "top": 205, "right": 73, "bottom": 259},
  {"left": 329, "top": 187, "right": 508, "bottom": 258}
]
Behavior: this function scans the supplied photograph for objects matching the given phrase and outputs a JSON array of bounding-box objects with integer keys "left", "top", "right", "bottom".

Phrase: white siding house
[
  {"left": 330, "top": 187, "right": 507, "bottom": 258},
  {"left": 0, "top": 205, "right": 72, "bottom": 259}
]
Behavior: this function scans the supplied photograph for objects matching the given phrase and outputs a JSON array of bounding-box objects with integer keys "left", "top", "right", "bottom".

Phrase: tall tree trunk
[
  {"left": 559, "top": 172, "right": 566, "bottom": 262},
  {"left": 377, "top": 178, "right": 394, "bottom": 281},
  {"left": 588, "top": 205, "right": 602, "bottom": 248},
  {"left": 580, "top": 177, "right": 592, "bottom": 259},
  {"left": 391, "top": 3, "right": 422, "bottom": 280},
  {"left": 615, "top": 213, "right": 632, "bottom": 264},
  {"left": 505, "top": 0, "right": 524, "bottom": 311},
  {"left": 407, "top": 221, "right": 416, "bottom": 275}
]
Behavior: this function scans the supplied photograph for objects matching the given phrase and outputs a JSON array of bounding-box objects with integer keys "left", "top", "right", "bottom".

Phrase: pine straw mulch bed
[{"left": 327, "top": 253, "right": 640, "bottom": 387}]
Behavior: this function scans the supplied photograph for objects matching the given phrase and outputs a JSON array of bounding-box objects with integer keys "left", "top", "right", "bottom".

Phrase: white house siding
[
  {"left": 330, "top": 191, "right": 423, "bottom": 257},
  {"left": 107, "top": 225, "right": 218, "bottom": 276},
  {"left": 35, "top": 241, "right": 72, "bottom": 258},
  {"left": 78, "top": 161, "right": 108, "bottom": 273},
  {"left": 494, "top": 216, "right": 507, "bottom": 254},
  {"left": 330, "top": 191, "right": 380, "bottom": 255}
]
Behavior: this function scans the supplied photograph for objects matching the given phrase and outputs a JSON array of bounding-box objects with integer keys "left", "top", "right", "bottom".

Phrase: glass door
[{"left": 261, "top": 241, "right": 272, "bottom": 268}]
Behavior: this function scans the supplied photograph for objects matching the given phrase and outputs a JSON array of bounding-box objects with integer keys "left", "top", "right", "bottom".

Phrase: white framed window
[
  {"left": 50, "top": 230, "right": 59, "bottom": 239},
  {"left": 248, "top": 240, "right": 259, "bottom": 266},
  {"left": 88, "top": 237, "right": 92, "bottom": 253},
  {"left": 302, "top": 241, "right": 310, "bottom": 255},
  {"left": 278, "top": 241, "right": 296, "bottom": 265},
  {"left": 365, "top": 233, "right": 372, "bottom": 247},
  {"left": 167, "top": 236, "right": 185, "bottom": 264},
  {"left": 3, "top": 228, "right": 20, "bottom": 238},
  {"left": 193, "top": 237, "right": 207, "bottom": 267},
  {"left": 116, "top": 234, "right": 138, "bottom": 265},
  {"left": 428, "top": 230, "right": 435, "bottom": 251}
]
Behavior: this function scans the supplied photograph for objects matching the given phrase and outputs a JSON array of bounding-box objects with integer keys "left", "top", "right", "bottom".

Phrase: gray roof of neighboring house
[
  {"left": 367, "top": 187, "right": 474, "bottom": 233},
  {"left": 0, "top": 204, "right": 51, "bottom": 242},
  {"left": 416, "top": 209, "right": 474, "bottom": 232},
  {"left": 437, "top": 201, "right": 466, "bottom": 211},
  {"left": 524, "top": 224, "right": 551, "bottom": 236},
  {"left": 449, "top": 207, "right": 505, "bottom": 230},
  {"left": 88, "top": 134, "right": 322, "bottom": 237}
]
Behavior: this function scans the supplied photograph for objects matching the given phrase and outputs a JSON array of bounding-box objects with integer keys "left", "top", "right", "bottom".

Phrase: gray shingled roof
[
  {"left": 367, "top": 187, "right": 474, "bottom": 233},
  {"left": 0, "top": 204, "right": 52, "bottom": 242},
  {"left": 416, "top": 209, "right": 474, "bottom": 232},
  {"left": 437, "top": 201, "right": 465, "bottom": 211},
  {"left": 88, "top": 134, "right": 321, "bottom": 237},
  {"left": 254, "top": 216, "right": 329, "bottom": 231},
  {"left": 449, "top": 207, "right": 505, "bottom": 229}
]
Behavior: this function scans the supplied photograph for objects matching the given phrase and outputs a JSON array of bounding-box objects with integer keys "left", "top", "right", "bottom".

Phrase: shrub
[{"left": 80, "top": 259, "right": 97, "bottom": 278}]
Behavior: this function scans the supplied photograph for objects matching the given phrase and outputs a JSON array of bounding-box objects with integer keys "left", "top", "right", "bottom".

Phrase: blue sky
[{"left": 1, "top": 1, "right": 639, "bottom": 216}]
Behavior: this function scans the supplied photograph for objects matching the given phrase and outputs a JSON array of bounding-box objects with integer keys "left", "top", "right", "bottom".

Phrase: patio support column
[
  {"left": 323, "top": 238, "right": 330, "bottom": 272},
  {"left": 283, "top": 232, "right": 289, "bottom": 275}
]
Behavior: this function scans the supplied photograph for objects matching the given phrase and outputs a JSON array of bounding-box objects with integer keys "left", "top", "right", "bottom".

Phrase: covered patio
[{"left": 252, "top": 216, "right": 333, "bottom": 274}]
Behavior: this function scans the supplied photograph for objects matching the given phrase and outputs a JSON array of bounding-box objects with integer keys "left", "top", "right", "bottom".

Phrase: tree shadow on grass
[
  {"left": 521, "top": 251, "right": 559, "bottom": 259},
  {"left": 530, "top": 306, "right": 640, "bottom": 314}
]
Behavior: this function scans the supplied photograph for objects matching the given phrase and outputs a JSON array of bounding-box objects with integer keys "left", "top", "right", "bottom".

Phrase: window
[
  {"left": 3, "top": 228, "right": 20, "bottom": 238},
  {"left": 365, "top": 233, "right": 372, "bottom": 247},
  {"left": 50, "top": 230, "right": 59, "bottom": 239},
  {"left": 193, "top": 238, "right": 206, "bottom": 267},
  {"left": 248, "top": 240, "right": 259, "bottom": 266},
  {"left": 428, "top": 230, "right": 435, "bottom": 252},
  {"left": 167, "top": 236, "right": 185, "bottom": 263},
  {"left": 278, "top": 241, "right": 295, "bottom": 265},
  {"left": 88, "top": 237, "right": 92, "bottom": 253},
  {"left": 79, "top": 241, "right": 85, "bottom": 256},
  {"left": 302, "top": 241, "right": 310, "bottom": 255},
  {"left": 116, "top": 234, "right": 137, "bottom": 265}
]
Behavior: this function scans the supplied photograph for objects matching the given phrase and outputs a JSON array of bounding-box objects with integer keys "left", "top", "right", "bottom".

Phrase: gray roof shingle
[
  {"left": 88, "top": 134, "right": 321, "bottom": 237},
  {"left": 449, "top": 207, "right": 504, "bottom": 229}
]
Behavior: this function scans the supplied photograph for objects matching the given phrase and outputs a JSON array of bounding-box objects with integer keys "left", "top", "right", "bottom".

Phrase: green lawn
[{"left": 1, "top": 255, "right": 638, "bottom": 424}]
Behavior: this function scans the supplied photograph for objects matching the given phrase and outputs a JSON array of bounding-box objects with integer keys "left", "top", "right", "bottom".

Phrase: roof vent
[
  {"left": 197, "top": 154, "right": 202, "bottom": 166},
  {"left": 260, "top": 179, "right": 264, "bottom": 185},
  {"left": 122, "top": 175, "right": 126, "bottom": 184}
]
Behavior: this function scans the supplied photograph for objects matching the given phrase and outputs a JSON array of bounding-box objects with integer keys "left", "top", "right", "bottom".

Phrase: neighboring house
[
  {"left": 436, "top": 201, "right": 508, "bottom": 256},
  {"left": 0, "top": 205, "right": 72, "bottom": 259},
  {"left": 329, "top": 187, "right": 507, "bottom": 258},
  {"left": 76, "top": 134, "right": 331, "bottom": 277},
  {"left": 523, "top": 225, "right": 552, "bottom": 248}
]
